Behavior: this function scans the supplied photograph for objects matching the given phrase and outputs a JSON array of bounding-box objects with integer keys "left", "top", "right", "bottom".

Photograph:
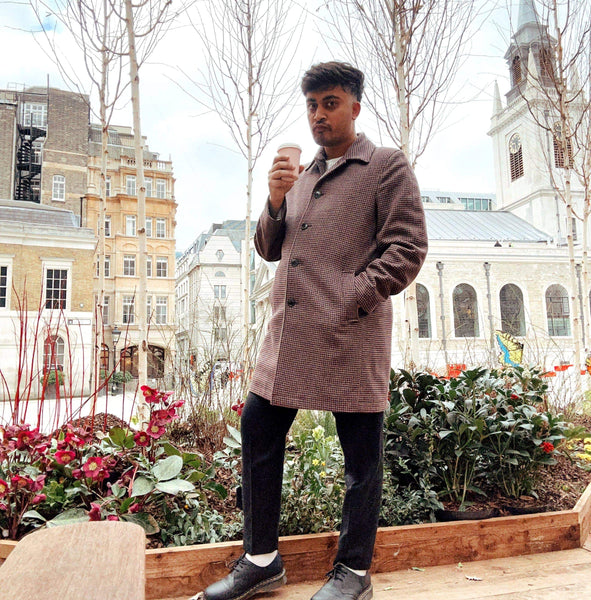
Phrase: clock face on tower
[{"left": 509, "top": 133, "right": 522, "bottom": 154}]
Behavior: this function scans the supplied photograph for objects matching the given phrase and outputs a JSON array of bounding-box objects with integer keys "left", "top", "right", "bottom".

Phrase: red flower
[
  {"left": 28, "top": 474, "right": 46, "bottom": 493},
  {"left": 107, "top": 515, "right": 119, "bottom": 521},
  {"left": 55, "top": 450, "right": 76, "bottom": 465},
  {"left": 0, "top": 478, "right": 8, "bottom": 498},
  {"left": 146, "top": 421, "right": 165, "bottom": 439},
  {"left": 541, "top": 441, "right": 555, "bottom": 453},
  {"left": 134, "top": 431, "right": 150, "bottom": 447},
  {"left": 510, "top": 393, "right": 519, "bottom": 400},
  {"left": 71, "top": 468, "right": 82, "bottom": 480},
  {"left": 31, "top": 494, "right": 47, "bottom": 505},
  {"left": 16, "top": 427, "right": 39, "bottom": 450},
  {"left": 11, "top": 475, "right": 30, "bottom": 489},
  {"left": 128, "top": 503, "right": 141, "bottom": 514},
  {"left": 140, "top": 385, "right": 159, "bottom": 403},
  {"left": 88, "top": 503, "right": 102, "bottom": 521},
  {"left": 231, "top": 401, "right": 245, "bottom": 417},
  {"left": 82, "top": 457, "right": 108, "bottom": 481}
]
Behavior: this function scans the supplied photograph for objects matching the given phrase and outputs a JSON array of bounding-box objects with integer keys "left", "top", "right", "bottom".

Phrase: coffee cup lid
[{"left": 277, "top": 143, "right": 302, "bottom": 152}]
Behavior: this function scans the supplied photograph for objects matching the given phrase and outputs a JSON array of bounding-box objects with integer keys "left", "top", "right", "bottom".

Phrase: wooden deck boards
[{"left": 157, "top": 545, "right": 591, "bottom": 600}]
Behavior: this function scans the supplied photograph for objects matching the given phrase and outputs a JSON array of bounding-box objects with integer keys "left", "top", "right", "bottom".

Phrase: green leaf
[
  {"left": 131, "top": 476, "right": 155, "bottom": 497},
  {"left": 224, "top": 436, "right": 242, "bottom": 449},
  {"left": 108, "top": 426, "right": 128, "bottom": 446},
  {"left": 155, "top": 479, "right": 195, "bottom": 495},
  {"left": 226, "top": 424, "right": 242, "bottom": 444},
  {"left": 47, "top": 508, "right": 89, "bottom": 527},
  {"left": 187, "top": 470, "right": 207, "bottom": 483},
  {"left": 121, "top": 512, "right": 160, "bottom": 535},
  {"left": 152, "top": 455, "right": 183, "bottom": 481},
  {"left": 22, "top": 510, "right": 46, "bottom": 522},
  {"left": 120, "top": 497, "right": 134, "bottom": 513},
  {"left": 162, "top": 442, "right": 182, "bottom": 456},
  {"left": 204, "top": 480, "right": 228, "bottom": 499}
]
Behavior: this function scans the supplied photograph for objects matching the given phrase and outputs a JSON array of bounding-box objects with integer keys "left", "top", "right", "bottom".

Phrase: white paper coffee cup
[{"left": 277, "top": 143, "right": 302, "bottom": 174}]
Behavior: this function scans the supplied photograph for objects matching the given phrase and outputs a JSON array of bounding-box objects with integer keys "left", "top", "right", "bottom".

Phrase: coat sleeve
[
  {"left": 254, "top": 199, "right": 287, "bottom": 262},
  {"left": 354, "top": 149, "right": 428, "bottom": 314}
]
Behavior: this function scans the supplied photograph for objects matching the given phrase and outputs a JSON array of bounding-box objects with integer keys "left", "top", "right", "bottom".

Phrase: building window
[
  {"left": 104, "top": 215, "right": 111, "bottom": 237},
  {"left": 156, "top": 296, "right": 167, "bottom": 324},
  {"left": 102, "top": 295, "right": 110, "bottom": 324},
  {"left": 546, "top": 284, "right": 571, "bottom": 336},
  {"left": 156, "top": 179, "right": 166, "bottom": 199},
  {"left": 156, "top": 218, "right": 166, "bottom": 238},
  {"left": 214, "top": 326, "right": 227, "bottom": 343},
  {"left": 147, "top": 296, "right": 152, "bottom": 324},
  {"left": 52, "top": 175, "right": 65, "bottom": 201},
  {"left": 512, "top": 55, "right": 522, "bottom": 86},
  {"left": 126, "top": 175, "right": 136, "bottom": 195},
  {"left": 459, "top": 197, "right": 492, "bottom": 211},
  {"left": 96, "top": 255, "right": 111, "bottom": 278},
  {"left": 145, "top": 178, "right": 153, "bottom": 197},
  {"left": 214, "top": 285, "right": 227, "bottom": 299},
  {"left": 553, "top": 122, "right": 573, "bottom": 169},
  {"left": 123, "top": 295, "right": 135, "bottom": 324},
  {"left": 0, "top": 265, "right": 8, "bottom": 308},
  {"left": 43, "top": 335, "right": 64, "bottom": 374},
  {"left": 125, "top": 215, "right": 136, "bottom": 236},
  {"left": 215, "top": 271, "right": 225, "bottom": 278},
  {"left": 216, "top": 249, "right": 224, "bottom": 261},
  {"left": 509, "top": 133, "right": 524, "bottom": 181},
  {"left": 416, "top": 284, "right": 431, "bottom": 338},
  {"left": 499, "top": 283, "right": 525, "bottom": 336},
  {"left": 45, "top": 268, "right": 68, "bottom": 310},
  {"left": 453, "top": 283, "right": 479, "bottom": 337},
  {"left": 32, "top": 141, "right": 43, "bottom": 164},
  {"left": 123, "top": 254, "right": 136, "bottom": 276},
  {"left": 567, "top": 217, "right": 577, "bottom": 242},
  {"left": 22, "top": 102, "right": 47, "bottom": 128},
  {"left": 539, "top": 46, "right": 555, "bottom": 84},
  {"left": 147, "top": 256, "right": 152, "bottom": 277},
  {"left": 213, "top": 305, "right": 227, "bottom": 322},
  {"left": 145, "top": 218, "right": 153, "bottom": 237},
  {"left": 156, "top": 257, "right": 168, "bottom": 278},
  {"left": 105, "top": 177, "right": 111, "bottom": 197}
]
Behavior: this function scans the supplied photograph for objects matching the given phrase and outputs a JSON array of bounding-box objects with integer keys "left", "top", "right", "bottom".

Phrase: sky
[{"left": 0, "top": 1, "right": 516, "bottom": 253}]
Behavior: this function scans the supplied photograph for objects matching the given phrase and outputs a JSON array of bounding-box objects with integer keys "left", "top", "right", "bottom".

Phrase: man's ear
[{"left": 352, "top": 101, "right": 361, "bottom": 120}]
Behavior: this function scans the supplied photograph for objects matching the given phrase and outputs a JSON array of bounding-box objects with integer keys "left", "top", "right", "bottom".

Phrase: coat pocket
[{"left": 342, "top": 271, "right": 359, "bottom": 324}]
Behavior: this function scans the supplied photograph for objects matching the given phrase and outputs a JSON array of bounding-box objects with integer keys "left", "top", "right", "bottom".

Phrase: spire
[
  {"left": 518, "top": 0, "right": 538, "bottom": 29},
  {"left": 492, "top": 81, "right": 503, "bottom": 117}
]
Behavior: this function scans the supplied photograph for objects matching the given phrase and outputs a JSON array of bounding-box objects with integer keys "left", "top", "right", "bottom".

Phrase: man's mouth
[{"left": 313, "top": 124, "right": 329, "bottom": 133}]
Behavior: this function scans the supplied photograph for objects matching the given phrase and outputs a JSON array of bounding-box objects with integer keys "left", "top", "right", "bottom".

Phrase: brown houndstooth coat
[{"left": 249, "top": 133, "right": 428, "bottom": 413}]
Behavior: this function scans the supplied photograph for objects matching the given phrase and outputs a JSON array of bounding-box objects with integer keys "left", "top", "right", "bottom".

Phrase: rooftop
[{"left": 0, "top": 199, "right": 80, "bottom": 228}]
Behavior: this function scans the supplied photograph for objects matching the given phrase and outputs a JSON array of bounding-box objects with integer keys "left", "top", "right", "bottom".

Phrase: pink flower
[
  {"left": 31, "top": 494, "right": 46, "bottom": 505},
  {"left": 11, "top": 475, "right": 30, "bottom": 489},
  {"left": 0, "top": 478, "right": 8, "bottom": 498},
  {"left": 107, "top": 515, "right": 119, "bottom": 521},
  {"left": 28, "top": 474, "right": 46, "bottom": 493},
  {"left": 55, "top": 450, "right": 76, "bottom": 465},
  {"left": 146, "top": 421, "right": 165, "bottom": 439},
  {"left": 82, "top": 457, "right": 108, "bottom": 481},
  {"left": 88, "top": 503, "right": 102, "bottom": 521},
  {"left": 71, "top": 468, "right": 82, "bottom": 480},
  {"left": 16, "top": 427, "right": 39, "bottom": 450},
  {"left": 35, "top": 442, "right": 50, "bottom": 454},
  {"left": 140, "top": 385, "right": 159, "bottom": 403},
  {"left": 0, "top": 502, "right": 7, "bottom": 511},
  {"left": 134, "top": 431, "right": 150, "bottom": 447},
  {"left": 541, "top": 441, "right": 555, "bottom": 454},
  {"left": 128, "top": 503, "right": 141, "bottom": 514}
]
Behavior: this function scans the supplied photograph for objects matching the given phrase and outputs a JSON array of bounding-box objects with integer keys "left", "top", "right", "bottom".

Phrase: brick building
[{"left": 0, "top": 199, "right": 95, "bottom": 400}]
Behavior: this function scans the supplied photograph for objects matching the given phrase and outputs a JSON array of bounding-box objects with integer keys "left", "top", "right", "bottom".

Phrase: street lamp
[{"left": 111, "top": 325, "right": 121, "bottom": 392}]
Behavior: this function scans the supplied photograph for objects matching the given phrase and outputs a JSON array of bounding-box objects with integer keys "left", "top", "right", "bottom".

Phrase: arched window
[
  {"left": 43, "top": 335, "right": 65, "bottom": 373},
  {"left": 100, "top": 343, "right": 110, "bottom": 373},
  {"left": 120, "top": 344, "right": 165, "bottom": 379},
  {"left": 500, "top": 284, "right": 525, "bottom": 336},
  {"left": 509, "top": 133, "right": 524, "bottom": 181},
  {"left": 416, "top": 284, "right": 431, "bottom": 338},
  {"left": 214, "top": 271, "right": 226, "bottom": 277},
  {"left": 553, "top": 122, "right": 573, "bottom": 169},
  {"left": 512, "top": 55, "right": 522, "bottom": 86},
  {"left": 453, "top": 284, "right": 479, "bottom": 337},
  {"left": 546, "top": 284, "right": 571, "bottom": 336}
]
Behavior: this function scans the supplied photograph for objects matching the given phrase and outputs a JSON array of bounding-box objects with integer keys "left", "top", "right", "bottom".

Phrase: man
[{"left": 193, "top": 61, "right": 427, "bottom": 600}]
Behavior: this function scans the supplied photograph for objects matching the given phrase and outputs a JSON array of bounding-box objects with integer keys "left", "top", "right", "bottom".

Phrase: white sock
[
  {"left": 343, "top": 565, "right": 367, "bottom": 576},
  {"left": 245, "top": 550, "right": 278, "bottom": 567}
]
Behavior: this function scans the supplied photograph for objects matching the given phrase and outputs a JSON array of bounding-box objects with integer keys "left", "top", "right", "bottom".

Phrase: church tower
[{"left": 488, "top": 0, "right": 584, "bottom": 244}]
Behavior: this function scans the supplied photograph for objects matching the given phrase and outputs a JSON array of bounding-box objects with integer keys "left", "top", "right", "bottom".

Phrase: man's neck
[{"left": 323, "top": 134, "right": 357, "bottom": 159}]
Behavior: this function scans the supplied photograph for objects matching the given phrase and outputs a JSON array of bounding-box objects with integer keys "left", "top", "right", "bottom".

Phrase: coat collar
[{"left": 305, "top": 133, "right": 375, "bottom": 175}]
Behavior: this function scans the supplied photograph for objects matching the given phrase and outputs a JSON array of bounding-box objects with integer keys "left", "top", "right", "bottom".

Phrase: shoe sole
[
  {"left": 359, "top": 584, "right": 373, "bottom": 600},
  {"left": 207, "top": 569, "right": 287, "bottom": 600}
]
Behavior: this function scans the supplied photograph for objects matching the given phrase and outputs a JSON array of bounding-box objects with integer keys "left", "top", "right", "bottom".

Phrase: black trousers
[{"left": 241, "top": 391, "right": 384, "bottom": 570}]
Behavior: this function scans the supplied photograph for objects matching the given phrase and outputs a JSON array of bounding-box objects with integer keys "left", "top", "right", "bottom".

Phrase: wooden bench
[{"left": 0, "top": 521, "right": 146, "bottom": 600}]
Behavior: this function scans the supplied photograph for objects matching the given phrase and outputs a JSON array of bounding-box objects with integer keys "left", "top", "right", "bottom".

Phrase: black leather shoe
[
  {"left": 310, "top": 563, "right": 373, "bottom": 600},
  {"left": 190, "top": 553, "right": 286, "bottom": 600}
]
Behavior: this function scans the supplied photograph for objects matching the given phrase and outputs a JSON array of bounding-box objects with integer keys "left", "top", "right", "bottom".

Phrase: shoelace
[
  {"left": 325, "top": 564, "right": 348, "bottom": 582},
  {"left": 227, "top": 554, "right": 249, "bottom": 572}
]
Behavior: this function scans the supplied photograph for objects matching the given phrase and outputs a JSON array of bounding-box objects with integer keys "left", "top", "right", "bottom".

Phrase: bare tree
[
  {"left": 183, "top": 0, "right": 305, "bottom": 377},
  {"left": 505, "top": 0, "right": 591, "bottom": 377},
  {"left": 321, "top": 0, "right": 481, "bottom": 368}
]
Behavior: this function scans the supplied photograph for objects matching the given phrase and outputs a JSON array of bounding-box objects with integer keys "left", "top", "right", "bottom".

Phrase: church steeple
[{"left": 504, "top": 0, "right": 556, "bottom": 104}]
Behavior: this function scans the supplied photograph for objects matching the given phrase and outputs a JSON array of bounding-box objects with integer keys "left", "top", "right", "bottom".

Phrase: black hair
[{"left": 301, "top": 61, "right": 364, "bottom": 102}]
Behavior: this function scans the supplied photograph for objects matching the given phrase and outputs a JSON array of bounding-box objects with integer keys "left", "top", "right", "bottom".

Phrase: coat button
[
  {"left": 290, "top": 259, "right": 300, "bottom": 267},
  {"left": 313, "top": 190, "right": 323, "bottom": 199},
  {"left": 301, "top": 222, "right": 310, "bottom": 230},
  {"left": 287, "top": 298, "right": 297, "bottom": 307}
]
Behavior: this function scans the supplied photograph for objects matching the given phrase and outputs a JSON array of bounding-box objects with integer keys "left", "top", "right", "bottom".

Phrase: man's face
[{"left": 305, "top": 86, "right": 361, "bottom": 158}]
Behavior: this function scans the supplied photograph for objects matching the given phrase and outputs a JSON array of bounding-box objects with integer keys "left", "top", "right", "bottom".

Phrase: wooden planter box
[{"left": 2, "top": 482, "right": 591, "bottom": 600}]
